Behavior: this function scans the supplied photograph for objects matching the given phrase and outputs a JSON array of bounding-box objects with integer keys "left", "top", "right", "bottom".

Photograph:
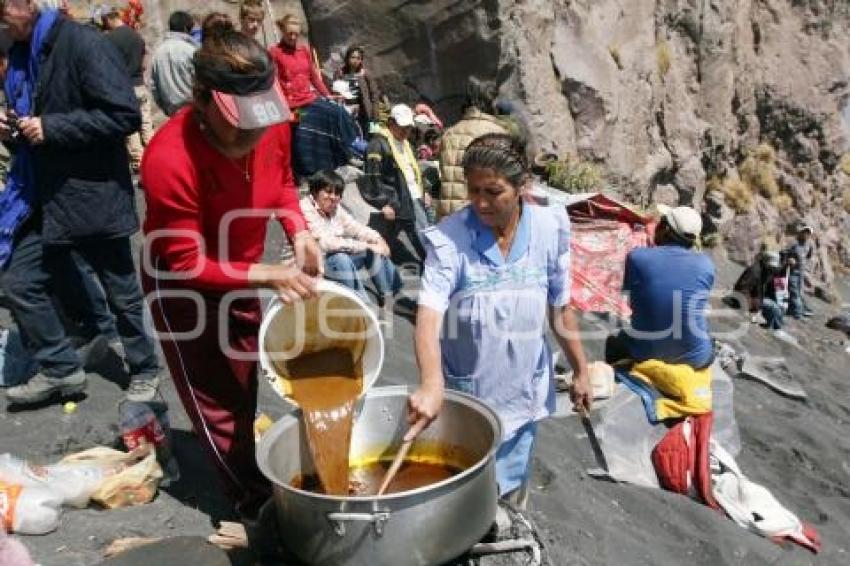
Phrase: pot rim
[{"left": 257, "top": 385, "right": 503, "bottom": 502}]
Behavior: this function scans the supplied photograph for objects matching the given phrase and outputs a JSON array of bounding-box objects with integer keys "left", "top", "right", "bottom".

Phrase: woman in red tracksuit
[
  {"left": 268, "top": 13, "right": 331, "bottom": 110},
  {"left": 140, "top": 26, "right": 322, "bottom": 519}
]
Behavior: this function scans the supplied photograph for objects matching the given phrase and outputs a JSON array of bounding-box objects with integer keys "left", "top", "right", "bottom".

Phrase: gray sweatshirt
[{"left": 151, "top": 32, "right": 198, "bottom": 116}]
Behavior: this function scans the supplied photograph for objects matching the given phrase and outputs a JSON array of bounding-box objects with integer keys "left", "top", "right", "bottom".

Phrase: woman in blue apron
[{"left": 408, "top": 133, "right": 592, "bottom": 500}]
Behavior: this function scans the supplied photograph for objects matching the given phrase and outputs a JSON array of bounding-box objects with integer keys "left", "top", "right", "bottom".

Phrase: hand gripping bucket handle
[{"left": 258, "top": 280, "right": 385, "bottom": 403}]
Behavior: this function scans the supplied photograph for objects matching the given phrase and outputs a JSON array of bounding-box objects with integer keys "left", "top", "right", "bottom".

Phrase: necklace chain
[{"left": 237, "top": 152, "right": 252, "bottom": 182}]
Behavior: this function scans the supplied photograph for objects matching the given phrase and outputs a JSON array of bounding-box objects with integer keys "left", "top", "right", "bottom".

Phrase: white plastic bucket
[{"left": 258, "top": 280, "right": 384, "bottom": 403}]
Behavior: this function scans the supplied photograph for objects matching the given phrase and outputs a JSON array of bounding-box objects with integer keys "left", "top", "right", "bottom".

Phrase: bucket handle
[{"left": 327, "top": 511, "right": 391, "bottom": 537}]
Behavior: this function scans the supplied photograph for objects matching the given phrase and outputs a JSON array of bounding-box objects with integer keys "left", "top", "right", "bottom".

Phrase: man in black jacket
[
  {"left": 359, "top": 103, "right": 430, "bottom": 265},
  {"left": 729, "top": 251, "right": 792, "bottom": 340},
  {"left": 0, "top": 1, "right": 160, "bottom": 406},
  {"left": 103, "top": 6, "right": 152, "bottom": 172}
]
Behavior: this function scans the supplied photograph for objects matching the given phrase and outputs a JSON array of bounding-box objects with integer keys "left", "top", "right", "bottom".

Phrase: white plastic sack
[
  {"left": 711, "top": 441, "right": 811, "bottom": 544},
  {"left": 0, "top": 454, "right": 114, "bottom": 509},
  {"left": 0, "top": 482, "right": 63, "bottom": 535},
  {"left": 710, "top": 359, "right": 741, "bottom": 457},
  {"left": 595, "top": 384, "right": 667, "bottom": 488}
]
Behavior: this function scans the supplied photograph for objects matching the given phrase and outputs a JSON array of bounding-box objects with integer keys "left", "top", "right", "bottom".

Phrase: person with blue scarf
[{"left": 0, "top": 0, "right": 160, "bottom": 406}]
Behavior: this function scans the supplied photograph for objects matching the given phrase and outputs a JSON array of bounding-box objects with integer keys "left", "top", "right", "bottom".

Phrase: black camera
[{"left": 3, "top": 109, "right": 23, "bottom": 142}]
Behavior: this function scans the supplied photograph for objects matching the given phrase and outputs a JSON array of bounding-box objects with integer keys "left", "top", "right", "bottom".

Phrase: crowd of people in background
[{"left": 0, "top": 0, "right": 582, "bottom": 520}]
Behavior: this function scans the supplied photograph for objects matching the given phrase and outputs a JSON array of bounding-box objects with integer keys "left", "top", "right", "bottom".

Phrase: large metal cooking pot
[{"left": 257, "top": 385, "right": 502, "bottom": 566}]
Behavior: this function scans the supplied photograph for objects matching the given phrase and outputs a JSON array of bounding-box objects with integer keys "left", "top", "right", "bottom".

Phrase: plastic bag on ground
[
  {"left": 710, "top": 359, "right": 741, "bottom": 457},
  {"left": 595, "top": 384, "right": 667, "bottom": 488},
  {"left": 0, "top": 455, "right": 103, "bottom": 509},
  {"left": 0, "top": 481, "right": 63, "bottom": 535},
  {"left": 0, "top": 453, "right": 120, "bottom": 508},
  {"left": 59, "top": 446, "right": 162, "bottom": 509}
]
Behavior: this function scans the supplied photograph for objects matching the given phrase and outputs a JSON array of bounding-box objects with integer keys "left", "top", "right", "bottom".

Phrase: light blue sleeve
[
  {"left": 418, "top": 226, "right": 460, "bottom": 313},
  {"left": 547, "top": 207, "right": 572, "bottom": 307}
]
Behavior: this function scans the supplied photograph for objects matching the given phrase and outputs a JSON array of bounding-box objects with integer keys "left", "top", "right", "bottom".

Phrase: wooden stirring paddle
[{"left": 376, "top": 419, "right": 429, "bottom": 496}]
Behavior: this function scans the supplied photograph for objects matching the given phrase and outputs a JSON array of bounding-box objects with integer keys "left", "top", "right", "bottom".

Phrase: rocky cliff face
[
  {"left": 100, "top": 0, "right": 850, "bottom": 288},
  {"left": 307, "top": 0, "right": 850, "bottom": 293}
]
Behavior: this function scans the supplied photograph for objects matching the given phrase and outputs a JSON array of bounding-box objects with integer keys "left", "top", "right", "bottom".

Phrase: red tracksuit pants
[{"left": 143, "top": 272, "right": 271, "bottom": 518}]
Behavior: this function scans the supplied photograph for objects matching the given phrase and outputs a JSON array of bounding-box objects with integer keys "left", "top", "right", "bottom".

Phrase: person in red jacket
[
  {"left": 140, "top": 26, "right": 322, "bottom": 520},
  {"left": 267, "top": 14, "right": 359, "bottom": 178},
  {"left": 268, "top": 13, "right": 330, "bottom": 110}
]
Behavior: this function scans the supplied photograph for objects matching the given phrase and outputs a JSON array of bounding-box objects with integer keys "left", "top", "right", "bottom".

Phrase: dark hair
[
  {"left": 462, "top": 133, "right": 529, "bottom": 188},
  {"left": 307, "top": 170, "right": 345, "bottom": 196},
  {"left": 422, "top": 129, "right": 441, "bottom": 146},
  {"left": 168, "top": 11, "right": 195, "bottom": 34},
  {"left": 462, "top": 77, "right": 497, "bottom": 114},
  {"left": 192, "top": 27, "right": 271, "bottom": 106},
  {"left": 201, "top": 12, "right": 234, "bottom": 43},
  {"left": 168, "top": 10, "right": 195, "bottom": 33},
  {"left": 656, "top": 218, "right": 697, "bottom": 249},
  {"left": 104, "top": 8, "right": 122, "bottom": 21},
  {"left": 342, "top": 45, "right": 364, "bottom": 74}
]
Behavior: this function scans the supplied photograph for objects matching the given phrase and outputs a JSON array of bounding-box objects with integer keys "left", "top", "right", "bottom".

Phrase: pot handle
[{"left": 327, "top": 511, "right": 391, "bottom": 537}]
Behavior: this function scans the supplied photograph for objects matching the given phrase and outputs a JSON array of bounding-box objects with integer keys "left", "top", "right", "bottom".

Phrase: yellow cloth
[
  {"left": 378, "top": 125, "right": 423, "bottom": 195},
  {"left": 630, "top": 359, "right": 712, "bottom": 420}
]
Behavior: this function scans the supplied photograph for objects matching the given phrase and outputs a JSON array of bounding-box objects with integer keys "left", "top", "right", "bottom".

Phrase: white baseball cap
[
  {"left": 657, "top": 204, "right": 703, "bottom": 239},
  {"left": 389, "top": 104, "right": 415, "bottom": 127}
]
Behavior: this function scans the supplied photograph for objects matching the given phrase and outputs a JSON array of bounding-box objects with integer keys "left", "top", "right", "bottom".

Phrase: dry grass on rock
[
  {"left": 708, "top": 176, "right": 753, "bottom": 213},
  {"left": 656, "top": 40, "right": 672, "bottom": 76},
  {"left": 740, "top": 143, "right": 780, "bottom": 198},
  {"left": 544, "top": 156, "right": 605, "bottom": 194}
]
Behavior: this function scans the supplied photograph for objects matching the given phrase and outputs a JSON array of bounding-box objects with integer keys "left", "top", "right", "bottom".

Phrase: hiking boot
[
  {"left": 6, "top": 370, "right": 87, "bottom": 405},
  {"left": 126, "top": 374, "right": 161, "bottom": 403}
]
